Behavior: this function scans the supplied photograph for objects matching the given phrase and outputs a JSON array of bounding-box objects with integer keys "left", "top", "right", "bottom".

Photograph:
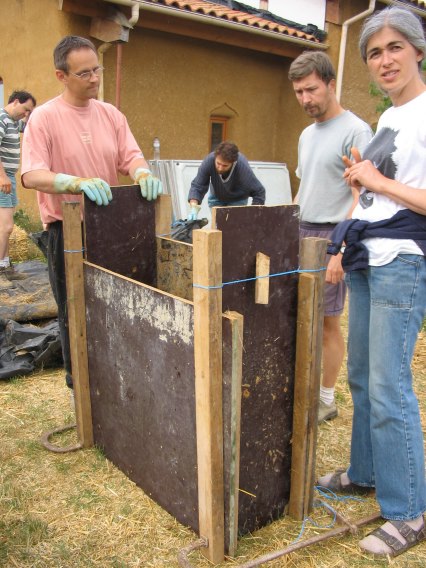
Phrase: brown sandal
[
  {"left": 361, "top": 519, "right": 426, "bottom": 557},
  {"left": 317, "top": 469, "right": 374, "bottom": 496}
]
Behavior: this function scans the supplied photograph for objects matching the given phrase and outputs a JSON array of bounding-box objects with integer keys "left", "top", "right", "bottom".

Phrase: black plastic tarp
[
  {"left": 0, "top": 260, "right": 57, "bottom": 322},
  {"left": 0, "top": 318, "right": 63, "bottom": 380}
]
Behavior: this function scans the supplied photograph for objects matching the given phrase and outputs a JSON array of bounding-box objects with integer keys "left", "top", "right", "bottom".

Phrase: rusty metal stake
[
  {"left": 177, "top": 537, "right": 208, "bottom": 568},
  {"left": 237, "top": 510, "right": 381, "bottom": 567},
  {"left": 177, "top": 510, "right": 381, "bottom": 568},
  {"left": 40, "top": 424, "right": 82, "bottom": 453}
]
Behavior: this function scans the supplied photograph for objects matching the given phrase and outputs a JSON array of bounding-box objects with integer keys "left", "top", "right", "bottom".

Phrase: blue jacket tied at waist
[{"left": 327, "top": 209, "right": 426, "bottom": 272}]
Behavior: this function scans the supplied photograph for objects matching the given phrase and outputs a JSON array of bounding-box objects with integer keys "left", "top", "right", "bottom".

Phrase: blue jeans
[
  {"left": 346, "top": 255, "right": 426, "bottom": 521},
  {"left": 207, "top": 194, "right": 248, "bottom": 207},
  {"left": 0, "top": 171, "right": 17, "bottom": 207}
]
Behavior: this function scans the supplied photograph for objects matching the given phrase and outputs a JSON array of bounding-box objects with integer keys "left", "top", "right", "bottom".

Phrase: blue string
[
  {"left": 290, "top": 486, "right": 366, "bottom": 545},
  {"left": 193, "top": 267, "right": 326, "bottom": 289},
  {"left": 64, "top": 248, "right": 85, "bottom": 253}
]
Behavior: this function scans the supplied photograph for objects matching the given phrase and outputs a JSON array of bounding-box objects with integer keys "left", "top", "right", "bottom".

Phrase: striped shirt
[{"left": 0, "top": 109, "right": 24, "bottom": 173}]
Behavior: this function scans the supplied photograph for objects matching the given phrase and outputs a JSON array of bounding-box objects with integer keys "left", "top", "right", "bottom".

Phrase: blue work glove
[
  {"left": 134, "top": 168, "right": 163, "bottom": 201},
  {"left": 53, "top": 173, "right": 112, "bottom": 206},
  {"left": 187, "top": 203, "right": 201, "bottom": 221}
]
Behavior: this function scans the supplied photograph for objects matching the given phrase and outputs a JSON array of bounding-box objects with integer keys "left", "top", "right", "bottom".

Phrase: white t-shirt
[{"left": 352, "top": 91, "right": 426, "bottom": 266}]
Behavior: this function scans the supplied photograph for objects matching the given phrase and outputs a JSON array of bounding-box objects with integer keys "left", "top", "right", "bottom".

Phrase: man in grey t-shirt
[{"left": 289, "top": 51, "right": 372, "bottom": 422}]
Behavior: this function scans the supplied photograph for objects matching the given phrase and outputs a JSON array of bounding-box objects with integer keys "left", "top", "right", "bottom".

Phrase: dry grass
[
  {"left": 1, "top": 327, "right": 425, "bottom": 567},
  {"left": 1, "top": 230, "right": 425, "bottom": 566}
]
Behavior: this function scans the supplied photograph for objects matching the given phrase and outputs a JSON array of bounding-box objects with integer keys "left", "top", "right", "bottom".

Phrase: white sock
[
  {"left": 0, "top": 259, "right": 8, "bottom": 268},
  {"left": 4, "top": 256, "right": 9, "bottom": 266},
  {"left": 320, "top": 385, "right": 335, "bottom": 406},
  {"left": 360, "top": 516, "right": 424, "bottom": 555}
]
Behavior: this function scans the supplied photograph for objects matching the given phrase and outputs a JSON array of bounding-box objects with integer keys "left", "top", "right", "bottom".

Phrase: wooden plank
[
  {"left": 193, "top": 229, "right": 225, "bottom": 564},
  {"left": 214, "top": 205, "right": 299, "bottom": 536},
  {"left": 289, "top": 237, "right": 327, "bottom": 519},
  {"left": 84, "top": 185, "right": 157, "bottom": 285},
  {"left": 155, "top": 194, "right": 172, "bottom": 237},
  {"left": 156, "top": 237, "right": 193, "bottom": 301},
  {"left": 222, "top": 311, "right": 244, "bottom": 557},
  {"left": 255, "top": 251, "right": 270, "bottom": 304},
  {"left": 62, "top": 202, "right": 93, "bottom": 448},
  {"left": 288, "top": 273, "right": 316, "bottom": 519}
]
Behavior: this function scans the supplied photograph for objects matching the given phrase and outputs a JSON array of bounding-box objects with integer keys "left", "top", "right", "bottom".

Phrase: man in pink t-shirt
[{"left": 21, "top": 35, "right": 162, "bottom": 389}]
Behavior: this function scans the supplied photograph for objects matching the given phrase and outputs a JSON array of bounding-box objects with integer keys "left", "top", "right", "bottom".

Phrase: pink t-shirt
[{"left": 21, "top": 96, "right": 144, "bottom": 223}]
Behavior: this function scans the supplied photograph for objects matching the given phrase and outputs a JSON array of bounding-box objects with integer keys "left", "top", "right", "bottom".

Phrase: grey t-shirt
[{"left": 296, "top": 110, "right": 372, "bottom": 223}]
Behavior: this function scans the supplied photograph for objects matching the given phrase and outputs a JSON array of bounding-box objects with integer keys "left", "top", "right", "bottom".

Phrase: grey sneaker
[{"left": 318, "top": 400, "right": 338, "bottom": 423}]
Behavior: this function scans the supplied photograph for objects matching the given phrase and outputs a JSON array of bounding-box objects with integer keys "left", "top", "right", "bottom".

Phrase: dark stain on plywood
[
  {"left": 85, "top": 265, "right": 198, "bottom": 529},
  {"left": 214, "top": 205, "right": 300, "bottom": 535},
  {"left": 84, "top": 186, "right": 156, "bottom": 286}
]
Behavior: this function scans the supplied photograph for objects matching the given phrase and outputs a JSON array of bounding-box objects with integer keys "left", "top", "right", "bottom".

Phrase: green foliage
[
  {"left": 13, "top": 208, "right": 42, "bottom": 233},
  {"left": 368, "top": 83, "right": 392, "bottom": 116}
]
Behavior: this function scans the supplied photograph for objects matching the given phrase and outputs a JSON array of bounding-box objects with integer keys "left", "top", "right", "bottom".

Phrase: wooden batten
[
  {"left": 62, "top": 202, "right": 93, "bottom": 448},
  {"left": 223, "top": 310, "right": 244, "bottom": 557},
  {"left": 193, "top": 229, "right": 225, "bottom": 564},
  {"left": 155, "top": 194, "right": 172, "bottom": 237},
  {"left": 289, "top": 236, "right": 327, "bottom": 519},
  {"left": 255, "top": 251, "right": 270, "bottom": 304}
]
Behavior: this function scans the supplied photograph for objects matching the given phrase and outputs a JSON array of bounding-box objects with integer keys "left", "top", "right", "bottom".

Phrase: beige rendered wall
[
  {"left": 105, "top": 29, "right": 296, "bottom": 164},
  {"left": 103, "top": 27, "right": 313, "bottom": 197},
  {"left": 0, "top": 0, "right": 92, "bottom": 223},
  {"left": 1, "top": 0, "right": 382, "bottom": 222},
  {"left": 326, "top": 0, "right": 381, "bottom": 128}
]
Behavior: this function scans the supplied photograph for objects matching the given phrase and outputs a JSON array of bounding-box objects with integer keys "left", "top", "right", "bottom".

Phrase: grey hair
[
  {"left": 359, "top": 6, "right": 426, "bottom": 69},
  {"left": 54, "top": 36, "right": 97, "bottom": 72}
]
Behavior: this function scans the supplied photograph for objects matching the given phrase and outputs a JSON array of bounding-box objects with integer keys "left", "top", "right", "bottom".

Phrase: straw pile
[{"left": 9, "top": 224, "right": 42, "bottom": 262}]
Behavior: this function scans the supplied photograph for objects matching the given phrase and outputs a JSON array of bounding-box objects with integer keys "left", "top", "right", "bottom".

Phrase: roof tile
[{"left": 147, "top": 0, "right": 321, "bottom": 43}]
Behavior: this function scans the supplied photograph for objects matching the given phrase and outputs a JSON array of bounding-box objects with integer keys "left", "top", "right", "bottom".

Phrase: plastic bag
[{"left": 170, "top": 218, "right": 208, "bottom": 244}]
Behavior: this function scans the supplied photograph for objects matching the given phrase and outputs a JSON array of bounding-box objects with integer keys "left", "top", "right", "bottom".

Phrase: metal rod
[{"left": 237, "top": 512, "right": 381, "bottom": 568}]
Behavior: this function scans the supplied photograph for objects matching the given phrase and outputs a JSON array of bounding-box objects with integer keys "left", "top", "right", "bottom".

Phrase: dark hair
[
  {"left": 53, "top": 35, "right": 97, "bottom": 72},
  {"left": 214, "top": 141, "right": 239, "bottom": 162},
  {"left": 288, "top": 51, "right": 336, "bottom": 84},
  {"left": 8, "top": 90, "right": 36, "bottom": 106},
  {"left": 359, "top": 7, "right": 425, "bottom": 69}
]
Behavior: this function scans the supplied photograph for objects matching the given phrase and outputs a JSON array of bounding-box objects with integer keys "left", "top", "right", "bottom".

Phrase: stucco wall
[
  {"left": 1, "top": 0, "right": 382, "bottom": 223},
  {"left": 0, "top": 0, "right": 92, "bottom": 223},
  {"left": 104, "top": 28, "right": 297, "bottom": 162}
]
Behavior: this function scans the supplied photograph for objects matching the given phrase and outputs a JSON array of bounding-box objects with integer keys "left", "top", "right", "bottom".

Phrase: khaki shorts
[{"left": 300, "top": 222, "right": 347, "bottom": 317}]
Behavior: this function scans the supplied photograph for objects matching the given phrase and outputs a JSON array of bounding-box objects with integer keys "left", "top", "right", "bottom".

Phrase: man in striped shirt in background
[{"left": 0, "top": 90, "right": 36, "bottom": 278}]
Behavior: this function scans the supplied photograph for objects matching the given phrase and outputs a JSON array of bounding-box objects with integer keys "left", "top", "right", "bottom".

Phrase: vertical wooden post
[
  {"left": 193, "top": 229, "right": 225, "bottom": 564},
  {"left": 225, "top": 311, "right": 244, "bottom": 558},
  {"left": 62, "top": 202, "right": 93, "bottom": 448},
  {"left": 155, "top": 194, "right": 172, "bottom": 236},
  {"left": 289, "top": 237, "right": 327, "bottom": 519},
  {"left": 255, "top": 252, "right": 270, "bottom": 305}
]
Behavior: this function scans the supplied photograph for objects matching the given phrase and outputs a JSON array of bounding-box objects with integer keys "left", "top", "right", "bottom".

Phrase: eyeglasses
[{"left": 68, "top": 66, "right": 104, "bottom": 81}]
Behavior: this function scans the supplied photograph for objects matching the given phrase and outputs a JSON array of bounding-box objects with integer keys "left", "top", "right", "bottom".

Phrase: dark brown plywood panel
[
  {"left": 84, "top": 186, "right": 156, "bottom": 286},
  {"left": 84, "top": 265, "right": 198, "bottom": 529},
  {"left": 214, "top": 205, "right": 300, "bottom": 535}
]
